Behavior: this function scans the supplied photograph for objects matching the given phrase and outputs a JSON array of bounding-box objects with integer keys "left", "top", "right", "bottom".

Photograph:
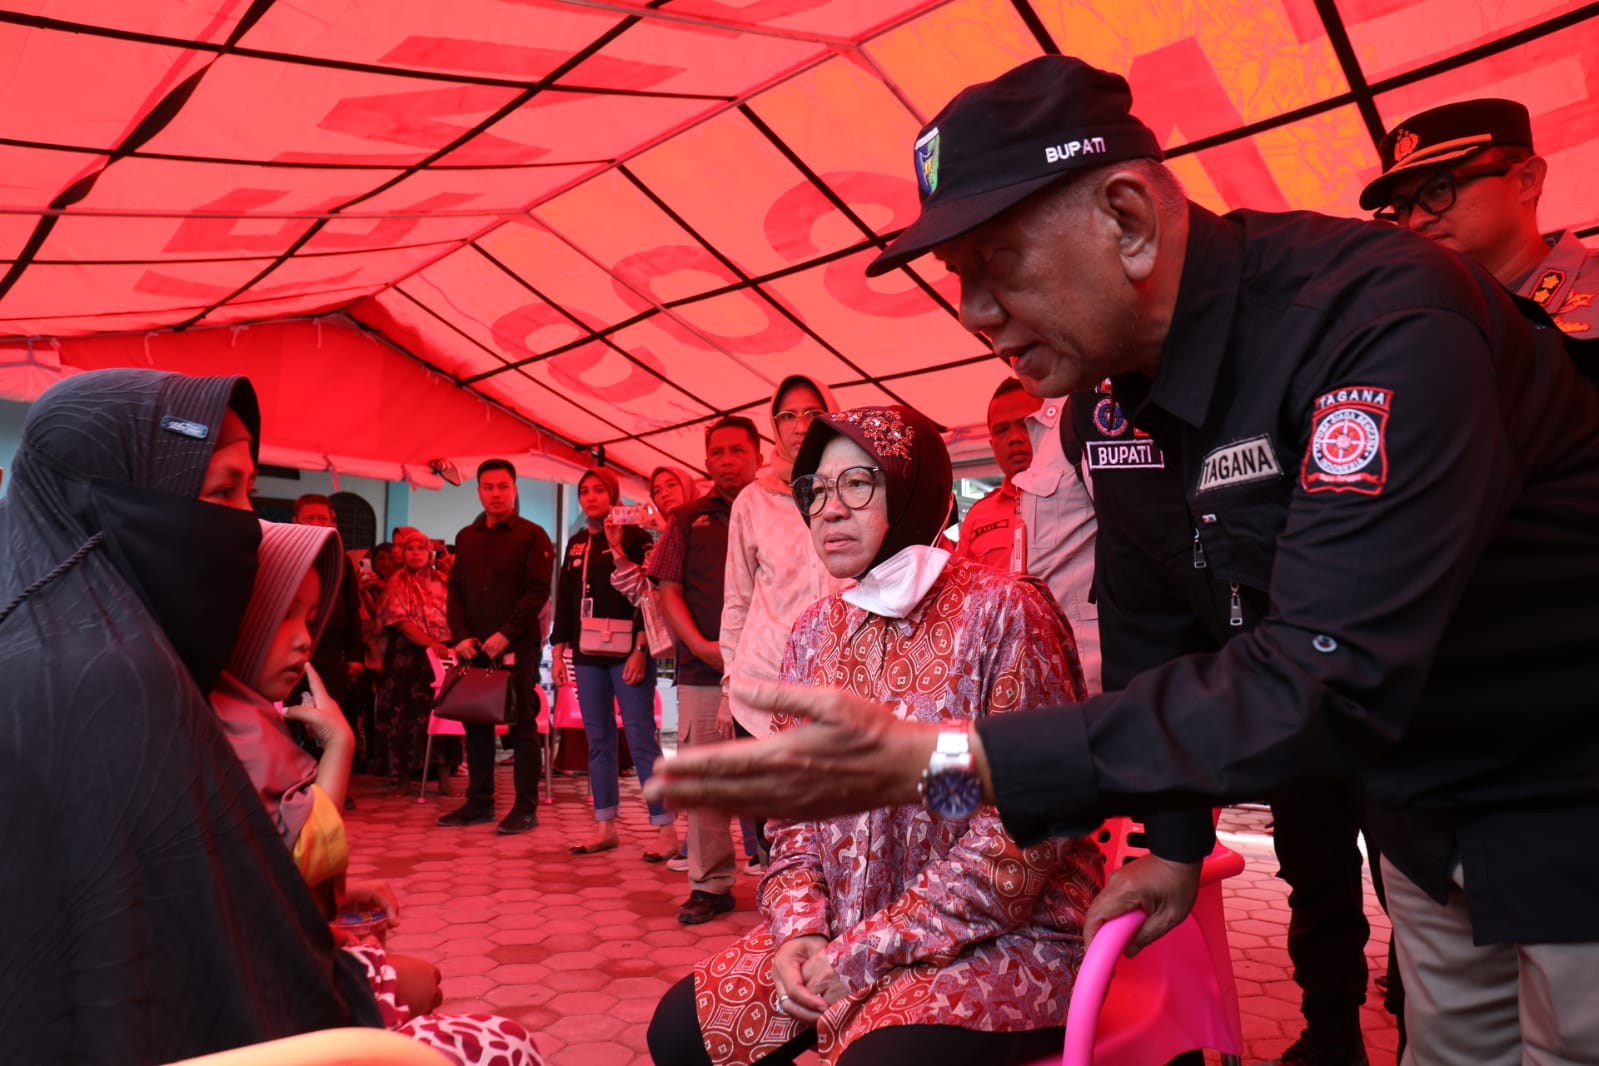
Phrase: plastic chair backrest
[{"left": 1061, "top": 816, "right": 1245, "bottom": 1066}]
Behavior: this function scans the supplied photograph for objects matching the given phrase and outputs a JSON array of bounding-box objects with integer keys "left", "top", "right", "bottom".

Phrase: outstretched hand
[
  {"left": 642, "top": 679, "right": 943, "bottom": 820},
  {"left": 1084, "top": 853, "right": 1202, "bottom": 957}
]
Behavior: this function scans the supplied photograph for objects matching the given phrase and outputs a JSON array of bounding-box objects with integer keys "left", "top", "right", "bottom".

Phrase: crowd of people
[{"left": 2, "top": 52, "right": 1596, "bottom": 1066}]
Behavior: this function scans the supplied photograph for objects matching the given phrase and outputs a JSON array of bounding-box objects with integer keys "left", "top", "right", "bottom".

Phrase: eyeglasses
[
  {"left": 774, "top": 407, "right": 825, "bottom": 427},
  {"left": 1373, "top": 157, "right": 1521, "bottom": 224},
  {"left": 792, "top": 466, "right": 882, "bottom": 516}
]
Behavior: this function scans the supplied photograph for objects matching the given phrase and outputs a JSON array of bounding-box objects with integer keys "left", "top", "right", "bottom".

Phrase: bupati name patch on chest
[
  {"left": 1085, "top": 438, "right": 1165, "bottom": 470},
  {"left": 1197, "top": 435, "right": 1282, "bottom": 492}
]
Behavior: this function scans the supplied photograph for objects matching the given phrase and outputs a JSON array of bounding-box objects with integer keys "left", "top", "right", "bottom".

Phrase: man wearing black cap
[
  {"left": 1361, "top": 98, "right": 1597, "bottom": 339},
  {"left": 648, "top": 55, "right": 1599, "bottom": 1066}
]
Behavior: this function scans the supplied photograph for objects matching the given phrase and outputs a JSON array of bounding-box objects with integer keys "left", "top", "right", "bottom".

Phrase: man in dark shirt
[
  {"left": 648, "top": 56, "right": 1599, "bottom": 1064},
  {"left": 289, "top": 494, "right": 364, "bottom": 707},
  {"left": 646, "top": 415, "right": 761, "bottom": 925},
  {"left": 287, "top": 494, "right": 368, "bottom": 791},
  {"left": 439, "top": 459, "right": 555, "bottom": 835}
]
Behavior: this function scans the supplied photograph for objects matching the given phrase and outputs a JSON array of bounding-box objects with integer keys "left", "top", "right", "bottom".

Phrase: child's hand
[
  {"left": 283, "top": 664, "right": 353, "bottom": 751},
  {"left": 342, "top": 880, "right": 402, "bottom": 929}
]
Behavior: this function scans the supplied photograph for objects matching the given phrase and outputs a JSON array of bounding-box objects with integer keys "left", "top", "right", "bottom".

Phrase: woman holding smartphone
[{"left": 550, "top": 468, "right": 678, "bottom": 860}]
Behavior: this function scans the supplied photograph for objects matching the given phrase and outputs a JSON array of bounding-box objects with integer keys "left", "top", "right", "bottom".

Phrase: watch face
[{"left": 924, "top": 771, "right": 981, "bottom": 820}]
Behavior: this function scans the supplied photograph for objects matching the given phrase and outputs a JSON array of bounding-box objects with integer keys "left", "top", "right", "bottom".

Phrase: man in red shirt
[{"left": 954, "top": 379, "right": 1039, "bottom": 574}]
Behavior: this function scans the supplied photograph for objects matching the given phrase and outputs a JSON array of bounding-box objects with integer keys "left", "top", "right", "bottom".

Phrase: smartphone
[{"left": 610, "top": 503, "right": 654, "bottom": 525}]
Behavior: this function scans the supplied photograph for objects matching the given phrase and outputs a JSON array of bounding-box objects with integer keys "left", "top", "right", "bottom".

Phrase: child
[{"left": 212, "top": 520, "right": 542, "bottom": 1065}]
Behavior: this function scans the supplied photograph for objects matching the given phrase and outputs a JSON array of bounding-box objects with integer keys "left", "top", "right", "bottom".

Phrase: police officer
[
  {"left": 648, "top": 56, "right": 1599, "bottom": 1066},
  {"left": 1361, "top": 97, "right": 1598, "bottom": 339}
]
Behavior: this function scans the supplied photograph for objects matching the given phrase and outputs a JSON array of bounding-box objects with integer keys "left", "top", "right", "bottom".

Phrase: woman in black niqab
[{"left": 0, "top": 369, "right": 381, "bottom": 1063}]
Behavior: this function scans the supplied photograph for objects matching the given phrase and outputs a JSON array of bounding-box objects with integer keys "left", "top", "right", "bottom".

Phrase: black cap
[
  {"left": 1359, "top": 98, "right": 1533, "bottom": 210},
  {"left": 865, "top": 56, "right": 1163, "bottom": 277}
]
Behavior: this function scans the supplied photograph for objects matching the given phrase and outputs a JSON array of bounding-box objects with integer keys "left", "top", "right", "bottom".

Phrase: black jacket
[
  {"left": 310, "top": 555, "right": 363, "bottom": 672},
  {"left": 980, "top": 206, "right": 1599, "bottom": 943},
  {"left": 550, "top": 525, "right": 649, "bottom": 667},
  {"left": 447, "top": 512, "right": 555, "bottom": 653}
]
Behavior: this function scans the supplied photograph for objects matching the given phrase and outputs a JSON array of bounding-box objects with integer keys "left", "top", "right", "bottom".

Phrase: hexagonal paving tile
[{"left": 337, "top": 774, "right": 1399, "bottom": 1065}]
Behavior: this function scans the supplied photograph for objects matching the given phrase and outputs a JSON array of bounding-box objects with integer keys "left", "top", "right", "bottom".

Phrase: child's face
[{"left": 253, "top": 568, "right": 321, "bottom": 702}]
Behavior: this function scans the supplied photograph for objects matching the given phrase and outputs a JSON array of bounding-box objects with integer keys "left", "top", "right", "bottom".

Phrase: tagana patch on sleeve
[{"left": 1301, "top": 386, "right": 1392, "bottom": 495}]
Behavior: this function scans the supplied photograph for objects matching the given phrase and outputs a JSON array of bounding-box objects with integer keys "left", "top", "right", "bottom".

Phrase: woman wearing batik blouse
[{"left": 648, "top": 404, "right": 1102, "bottom": 1066}]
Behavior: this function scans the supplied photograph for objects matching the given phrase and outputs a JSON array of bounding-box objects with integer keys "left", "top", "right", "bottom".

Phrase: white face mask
[{"left": 842, "top": 544, "right": 951, "bottom": 619}]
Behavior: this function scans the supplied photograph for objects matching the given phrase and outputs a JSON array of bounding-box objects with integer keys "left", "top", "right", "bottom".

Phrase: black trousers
[
  {"left": 463, "top": 650, "right": 542, "bottom": 810},
  {"left": 1269, "top": 779, "right": 1372, "bottom": 1030},
  {"left": 647, "top": 974, "right": 1064, "bottom": 1066}
]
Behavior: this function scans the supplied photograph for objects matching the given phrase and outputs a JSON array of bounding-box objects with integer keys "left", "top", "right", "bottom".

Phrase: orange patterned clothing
[{"left": 692, "top": 559, "right": 1101, "bottom": 1066}]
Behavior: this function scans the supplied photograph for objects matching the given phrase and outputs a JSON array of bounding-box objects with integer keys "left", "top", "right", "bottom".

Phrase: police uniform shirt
[
  {"left": 1013, "top": 398, "right": 1102, "bottom": 695},
  {"left": 1515, "top": 228, "right": 1599, "bottom": 338},
  {"left": 978, "top": 205, "right": 1599, "bottom": 944}
]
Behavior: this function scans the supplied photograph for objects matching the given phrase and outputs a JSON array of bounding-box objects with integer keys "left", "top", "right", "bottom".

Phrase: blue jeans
[{"left": 574, "top": 659, "right": 671, "bottom": 825}]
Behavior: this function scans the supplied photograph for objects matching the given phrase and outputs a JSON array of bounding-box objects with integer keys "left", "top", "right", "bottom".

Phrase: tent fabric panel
[
  {"left": 470, "top": 364, "right": 641, "bottom": 444},
  {"left": 546, "top": 17, "right": 824, "bottom": 100},
  {"left": 38, "top": 158, "right": 395, "bottom": 263},
  {"left": 882, "top": 357, "right": 1013, "bottom": 430},
  {"left": 236, "top": 0, "right": 625, "bottom": 78},
  {"left": 657, "top": 0, "right": 934, "bottom": 38},
  {"left": 602, "top": 319, "right": 786, "bottom": 412},
  {"left": 224, "top": 243, "right": 459, "bottom": 303},
  {"left": 622, "top": 106, "right": 846, "bottom": 280},
  {"left": 828, "top": 380, "right": 909, "bottom": 413},
  {"left": 400, "top": 247, "right": 617, "bottom": 373},
  {"left": 343, "top": 162, "right": 600, "bottom": 232},
  {"left": 0, "top": 260, "right": 274, "bottom": 321},
  {"left": 474, "top": 217, "right": 665, "bottom": 334},
  {"left": 138, "top": 54, "right": 526, "bottom": 167},
  {"left": 512, "top": 337, "right": 720, "bottom": 438},
  {"left": 759, "top": 252, "right": 972, "bottom": 378},
  {"left": 353, "top": 287, "right": 514, "bottom": 381},
  {"left": 0, "top": 22, "right": 200, "bottom": 149},
  {"left": 0, "top": 1, "right": 252, "bottom": 39},
  {"left": 1342, "top": 0, "right": 1585, "bottom": 83},
  {"left": 432, "top": 91, "right": 719, "bottom": 169},
  {"left": 1030, "top": 0, "right": 1349, "bottom": 130},
  {"left": 195, "top": 287, "right": 386, "bottom": 327},
  {"left": 740, "top": 53, "right": 931, "bottom": 251},
  {"left": 534, "top": 167, "right": 737, "bottom": 308},
  {"left": 860, "top": 0, "right": 1043, "bottom": 120},
  {"left": 0, "top": 145, "right": 103, "bottom": 262}
]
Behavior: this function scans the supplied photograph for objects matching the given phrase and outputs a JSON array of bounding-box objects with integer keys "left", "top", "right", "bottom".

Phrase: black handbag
[{"left": 433, "top": 662, "right": 513, "bottom": 725}]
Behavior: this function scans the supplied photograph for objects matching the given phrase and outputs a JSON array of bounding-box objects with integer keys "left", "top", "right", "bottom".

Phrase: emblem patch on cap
[
  {"left": 915, "top": 127, "right": 940, "bottom": 196},
  {"left": 1197, "top": 435, "right": 1281, "bottom": 493},
  {"left": 1392, "top": 129, "right": 1419, "bottom": 162},
  {"left": 1302, "top": 387, "right": 1392, "bottom": 496},
  {"left": 159, "top": 415, "right": 210, "bottom": 441}
]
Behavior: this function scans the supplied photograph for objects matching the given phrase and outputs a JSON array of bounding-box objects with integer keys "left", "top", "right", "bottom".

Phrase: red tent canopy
[{"left": 2, "top": 0, "right": 1595, "bottom": 478}]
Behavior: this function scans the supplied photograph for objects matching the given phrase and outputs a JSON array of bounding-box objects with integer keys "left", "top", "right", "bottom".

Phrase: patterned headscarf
[{"left": 792, "top": 404, "right": 953, "bottom": 571}]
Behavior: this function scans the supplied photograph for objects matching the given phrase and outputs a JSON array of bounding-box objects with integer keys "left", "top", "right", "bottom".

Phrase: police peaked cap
[{"left": 1359, "top": 98, "right": 1534, "bottom": 210}]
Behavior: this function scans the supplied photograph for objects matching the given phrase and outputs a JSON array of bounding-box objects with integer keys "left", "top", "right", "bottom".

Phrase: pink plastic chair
[{"left": 1060, "top": 818, "right": 1246, "bottom": 1066}]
